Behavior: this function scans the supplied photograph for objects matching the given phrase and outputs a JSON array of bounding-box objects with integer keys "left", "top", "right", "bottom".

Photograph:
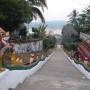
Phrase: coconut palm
[
  {"left": 77, "top": 14, "right": 86, "bottom": 32},
  {"left": 27, "top": 0, "right": 47, "bottom": 23},
  {"left": 82, "top": 6, "right": 90, "bottom": 32},
  {"left": 29, "top": 0, "right": 47, "bottom": 9},
  {"left": 68, "top": 9, "right": 81, "bottom": 34},
  {"left": 68, "top": 9, "right": 78, "bottom": 26}
]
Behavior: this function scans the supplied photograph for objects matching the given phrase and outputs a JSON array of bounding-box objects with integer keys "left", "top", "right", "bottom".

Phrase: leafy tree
[
  {"left": 82, "top": 6, "right": 90, "bottom": 33},
  {"left": 68, "top": 9, "right": 78, "bottom": 26},
  {"left": 0, "top": 0, "right": 47, "bottom": 34},
  {"left": 0, "top": 0, "right": 32, "bottom": 33},
  {"left": 77, "top": 14, "right": 86, "bottom": 32},
  {"left": 43, "top": 36, "right": 56, "bottom": 50},
  {"left": 68, "top": 6, "right": 90, "bottom": 33},
  {"left": 65, "top": 10, "right": 81, "bottom": 51}
]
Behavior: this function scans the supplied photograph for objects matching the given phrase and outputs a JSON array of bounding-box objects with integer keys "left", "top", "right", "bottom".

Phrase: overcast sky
[{"left": 42, "top": 0, "right": 90, "bottom": 21}]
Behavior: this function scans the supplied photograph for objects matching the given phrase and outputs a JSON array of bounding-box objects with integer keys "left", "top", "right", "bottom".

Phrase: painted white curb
[
  {"left": 0, "top": 52, "right": 54, "bottom": 90},
  {"left": 0, "top": 69, "right": 9, "bottom": 81},
  {"left": 64, "top": 52, "right": 90, "bottom": 80}
]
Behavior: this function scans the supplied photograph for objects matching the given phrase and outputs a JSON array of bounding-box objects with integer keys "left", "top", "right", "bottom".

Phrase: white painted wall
[{"left": 14, "top": 41, "right": 43, "bottom": 53}]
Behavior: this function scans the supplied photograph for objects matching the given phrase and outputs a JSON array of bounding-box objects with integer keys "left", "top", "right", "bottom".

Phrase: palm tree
[
  {"left": 68, "top": 9, "right": 78, "bottom": 26},
  {"left": 77, "top": 14, "right": 86, "bottom": 32},
  {"left": 29, "top": 0, "right": 47, "bottom": 9},
  {"left": 82, "top": 6, "right": 90, "bottom": 32},
  {"left": 28, "top": 0, "right": 47, "bottom": 23}
]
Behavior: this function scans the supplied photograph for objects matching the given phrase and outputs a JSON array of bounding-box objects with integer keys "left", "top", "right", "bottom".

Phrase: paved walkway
[{"left": 14, "top": 48, "right": 90, "bottom": 90}]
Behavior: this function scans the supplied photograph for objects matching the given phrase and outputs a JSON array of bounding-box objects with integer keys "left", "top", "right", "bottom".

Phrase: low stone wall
[{"left": 14, "top": 41, "right": 43, "bottom": 53}]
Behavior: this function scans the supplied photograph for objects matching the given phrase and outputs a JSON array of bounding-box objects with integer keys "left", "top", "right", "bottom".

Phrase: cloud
[{"left": 43, "top": 0, "right": 90, "bottom": 21}]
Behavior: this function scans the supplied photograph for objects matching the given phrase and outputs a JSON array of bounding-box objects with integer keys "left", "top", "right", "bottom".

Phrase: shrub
[
  {"left": 62, "top": 37, "right": 79, "bottom": 51},
  {"left": 32, "top": 24, "right": 46, "bottom": 39},
  {"left": 43, "top": 36, "right": 56, "bottom": 50}
]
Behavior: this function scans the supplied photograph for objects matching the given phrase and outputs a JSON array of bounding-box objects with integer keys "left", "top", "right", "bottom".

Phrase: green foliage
[
  {"left": 28, "top": 0, "right": 47, "bottom": 8},
  {"left": 0, "top": 0, "right": 47, "bottom": 33},
  {"left": 43, "top": 36, "right": 56, "bottom": 50},
  {"left": 38, "top": 24, "right": 46, "bottom": 39},
  {"left": 62, "top": 37, "right": 79, "bottom": 51},
  {"left": 19, "top": 26, "right": 27, "bottom": 38},
  {"left": 68, "top": 9, "right": 80, "bottom": 33},
  {"left": 28, "top": 0, "right": 47, "bottom": 23},
  {"left": 32, "top": 24, "right": 46, "bottom": 39},
  {"left": 68, "top": 5, "right": 90, "bottom": 33},
  {"left": 0, "top": 0, "right": 32, "bottom": 32},
  {"left": 32, "top": 27, "right": 39, "bottom": 38}
]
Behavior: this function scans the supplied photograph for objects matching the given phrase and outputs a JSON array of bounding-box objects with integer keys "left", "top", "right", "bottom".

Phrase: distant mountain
[
  {"left": 29, "top": 20, "right": 66, "bottom": 29},
  {"left": 46, "top": 20, "right": 66, "bottom": 29}
]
